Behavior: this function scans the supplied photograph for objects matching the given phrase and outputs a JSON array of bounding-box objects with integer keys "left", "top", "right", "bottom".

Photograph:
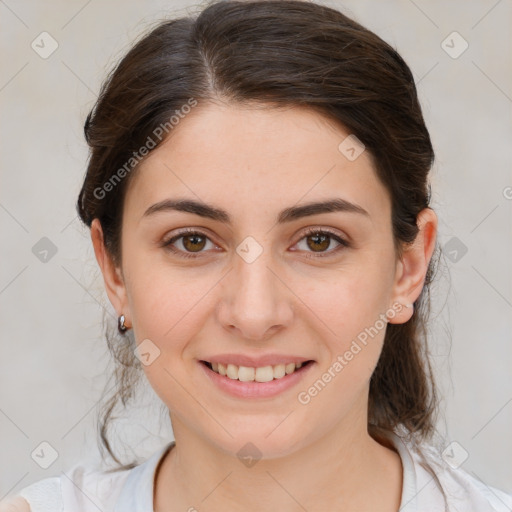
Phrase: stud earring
[{"left": 118, "top": 314, "right": 128, "bottom": 334}]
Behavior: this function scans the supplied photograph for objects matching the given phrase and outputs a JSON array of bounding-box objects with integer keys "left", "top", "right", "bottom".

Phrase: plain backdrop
[{"left": 1, "top": 0, "right": 511, "bottom": 499}]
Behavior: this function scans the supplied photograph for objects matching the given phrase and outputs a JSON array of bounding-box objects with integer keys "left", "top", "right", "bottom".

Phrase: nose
[{"left": 216, "top": 249, "right": 294, "bottom": 341}]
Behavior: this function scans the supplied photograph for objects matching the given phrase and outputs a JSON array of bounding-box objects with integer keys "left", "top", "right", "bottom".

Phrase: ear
[
  {"left": 388, "top": 208, "right": 437, "bottom": 324},
  {"left": 91, "top": 218, "right": 131, "bottom": 329}
]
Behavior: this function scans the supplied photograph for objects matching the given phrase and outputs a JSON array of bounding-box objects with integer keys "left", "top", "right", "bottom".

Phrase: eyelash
[{"left": 161, "top": 227, "right": 350, "bottom": 260}]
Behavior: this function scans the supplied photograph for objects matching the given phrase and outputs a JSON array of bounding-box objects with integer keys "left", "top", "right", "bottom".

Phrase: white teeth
[
  {"left": 208, "top": 361, "right": 308, "bottom": 381},
  {"left": 238, "top": 366, "right": 255, "bottom": 382},
  {"left": 273, "top": 364, "right": 286, "bottom": 379},
  {"left": 285, "top": 362, "right": 295, "bottom": 374},
  {"left": 226, "top": 363, "right": 238, "bottom": 379},
  {"left": 255, "top": 365, "right": 274, "bottom": 382}
]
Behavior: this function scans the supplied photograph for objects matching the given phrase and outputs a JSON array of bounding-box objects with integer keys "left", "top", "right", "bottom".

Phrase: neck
[{"left": 154, "top": 414, "right": 403, "bottom": 511}]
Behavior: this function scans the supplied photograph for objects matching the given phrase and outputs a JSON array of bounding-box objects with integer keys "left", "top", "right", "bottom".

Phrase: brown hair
[{"left": 77, "top": 0, "right": 443, "bottom": 469}]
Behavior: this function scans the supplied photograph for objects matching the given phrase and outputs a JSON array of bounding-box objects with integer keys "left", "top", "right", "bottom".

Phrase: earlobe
[
  {"left": 388, "top": 208, "right": 438, "bottom": 324},
  {"left": 90, "top": 219, "right": 131, "bottom": 325}
]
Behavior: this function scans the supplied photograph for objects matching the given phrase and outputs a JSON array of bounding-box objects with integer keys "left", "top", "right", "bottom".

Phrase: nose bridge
[{"left": 218, "top": 239, "right": 292, "bottom": 340}]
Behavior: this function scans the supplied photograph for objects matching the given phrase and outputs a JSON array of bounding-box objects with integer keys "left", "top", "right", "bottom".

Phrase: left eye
[
  {"left": 293, "top": 229, "right": 349, "bottom": 258},
  {"left": 162, "top": 228, "right": 349, "bottom": 259}
]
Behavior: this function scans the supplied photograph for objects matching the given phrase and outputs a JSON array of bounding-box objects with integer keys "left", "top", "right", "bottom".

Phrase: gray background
[{"left": 1, "top": 0, "right": 511, "bottom": 500}]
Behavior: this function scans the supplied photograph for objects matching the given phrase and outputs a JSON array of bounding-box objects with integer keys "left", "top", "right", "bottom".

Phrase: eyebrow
[{"left": 142, "top": 197, "right": 370, "bottom": 224}]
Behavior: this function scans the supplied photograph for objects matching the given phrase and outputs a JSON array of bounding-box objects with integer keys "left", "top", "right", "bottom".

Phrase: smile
[{"left": 201, "top": 360, "right": 313, "bottom": 382}]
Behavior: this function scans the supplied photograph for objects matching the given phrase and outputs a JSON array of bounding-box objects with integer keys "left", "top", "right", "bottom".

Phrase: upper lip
[{"left": 201, "top": 354, "right": 314, "bottom": 368}]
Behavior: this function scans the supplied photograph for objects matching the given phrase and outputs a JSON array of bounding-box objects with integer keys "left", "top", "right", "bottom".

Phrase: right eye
[{"left": 161, "top": 228, "right": 218, "bottom": 259}]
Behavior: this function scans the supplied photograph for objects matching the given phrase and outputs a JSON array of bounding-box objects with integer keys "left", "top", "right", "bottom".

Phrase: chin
[{"left": 205, "top": 422, "right": 306, "bottom": 462}]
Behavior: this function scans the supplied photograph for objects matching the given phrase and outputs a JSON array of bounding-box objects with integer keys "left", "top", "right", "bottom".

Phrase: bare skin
[
  {"left": 0, "top": 497, "right": 31, "bottom": 512},
  {"left": 91, "top": 102, "right": 437, "bottom": 511}
]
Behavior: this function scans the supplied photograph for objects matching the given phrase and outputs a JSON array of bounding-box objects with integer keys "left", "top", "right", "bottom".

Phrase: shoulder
[
  {"left": 7, "top": 462, "right": 132, "bottom": 512},
  {"left": 0, "top": 496, "right": 32, "bottom": 512},
  {"left": 408, "top": 439, "right": 512, "bottom": 511},
  {"left": 3, "top": 476, "right": 61, "bottom": 512}
]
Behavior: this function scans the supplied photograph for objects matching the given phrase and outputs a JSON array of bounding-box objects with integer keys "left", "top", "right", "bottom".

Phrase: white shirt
[{"left": 13, "top": 432, "right": 512, "bottom": 511}]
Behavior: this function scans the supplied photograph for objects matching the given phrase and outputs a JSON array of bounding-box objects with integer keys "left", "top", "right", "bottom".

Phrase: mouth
[{"left": 200, "top": 359, "right": 315, "bottom": 382}]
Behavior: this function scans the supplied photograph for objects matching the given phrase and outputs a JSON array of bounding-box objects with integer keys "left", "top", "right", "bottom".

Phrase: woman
[{"left": 4, "top": 0, "right": 511, "bottom": 510}]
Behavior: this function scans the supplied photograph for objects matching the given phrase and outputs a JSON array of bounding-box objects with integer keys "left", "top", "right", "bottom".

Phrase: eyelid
[{"left": 298, "top": 226, "right": 348, "bottom": 243}]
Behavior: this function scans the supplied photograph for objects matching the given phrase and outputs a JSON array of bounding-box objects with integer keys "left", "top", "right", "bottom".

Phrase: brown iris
[
  {"left": 306, "top": 232, "right": 330, "bottom": 252},
  {"left": 182, "top": 234, "right": 207, "bottom": 252}
]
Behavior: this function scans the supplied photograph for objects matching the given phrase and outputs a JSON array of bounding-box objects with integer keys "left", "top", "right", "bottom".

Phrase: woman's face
[{"left": 93, "top": 102, "right": 435, "bottom": 457}]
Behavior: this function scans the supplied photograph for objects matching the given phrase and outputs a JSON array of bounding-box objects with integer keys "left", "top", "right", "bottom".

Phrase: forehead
[{"left": 124, "top": 102, "right": 390, "bottom": 224}]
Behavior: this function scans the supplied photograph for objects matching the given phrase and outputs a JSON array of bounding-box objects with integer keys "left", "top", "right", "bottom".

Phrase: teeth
[
  {"left": 255, "top": 365, "right": 274, "bottom": 382},
  {"left": 226, "top": 364, "right": 238, "bottom": 379},
  {"left": 208, "top": 361, "right": 307, "bottom": 381},
  {"left": 273, "top": 364, "right": 285, "bottom": 379},
  {"left": 285, "top": 362, "right": 295, "bottom": 374},
  {"left": 238, "top": 366, "right": 255, "bottom": 382}
]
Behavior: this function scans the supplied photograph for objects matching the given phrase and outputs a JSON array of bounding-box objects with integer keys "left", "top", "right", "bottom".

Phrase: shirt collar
[
  {"left": 381, "top": 431, "right": 419, "bottom": 512},
  {"left": 114, "top": 441, "right": 175, "bottom": 512}
]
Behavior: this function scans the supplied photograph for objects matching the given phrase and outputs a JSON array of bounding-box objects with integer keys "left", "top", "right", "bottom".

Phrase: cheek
[
  {"left": 126, "top": 265, "right": 209, "bottom": 412},
  {"left": 295, "top": 278, "right": 389, "bottom": 417},
  {"left": 298, "top": 259, "right": 392, "bottom": 340},
  {"left": 291, "top": 257, "right": 393, "bottom": 394},
  {"left": 124, "top": 252, "right": 211, "bottom": 339}
]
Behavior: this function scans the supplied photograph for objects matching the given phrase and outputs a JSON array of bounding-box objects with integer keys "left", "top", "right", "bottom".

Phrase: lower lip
[{"left": 198, "top": 360, "right": 315, "bottom": 399}]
